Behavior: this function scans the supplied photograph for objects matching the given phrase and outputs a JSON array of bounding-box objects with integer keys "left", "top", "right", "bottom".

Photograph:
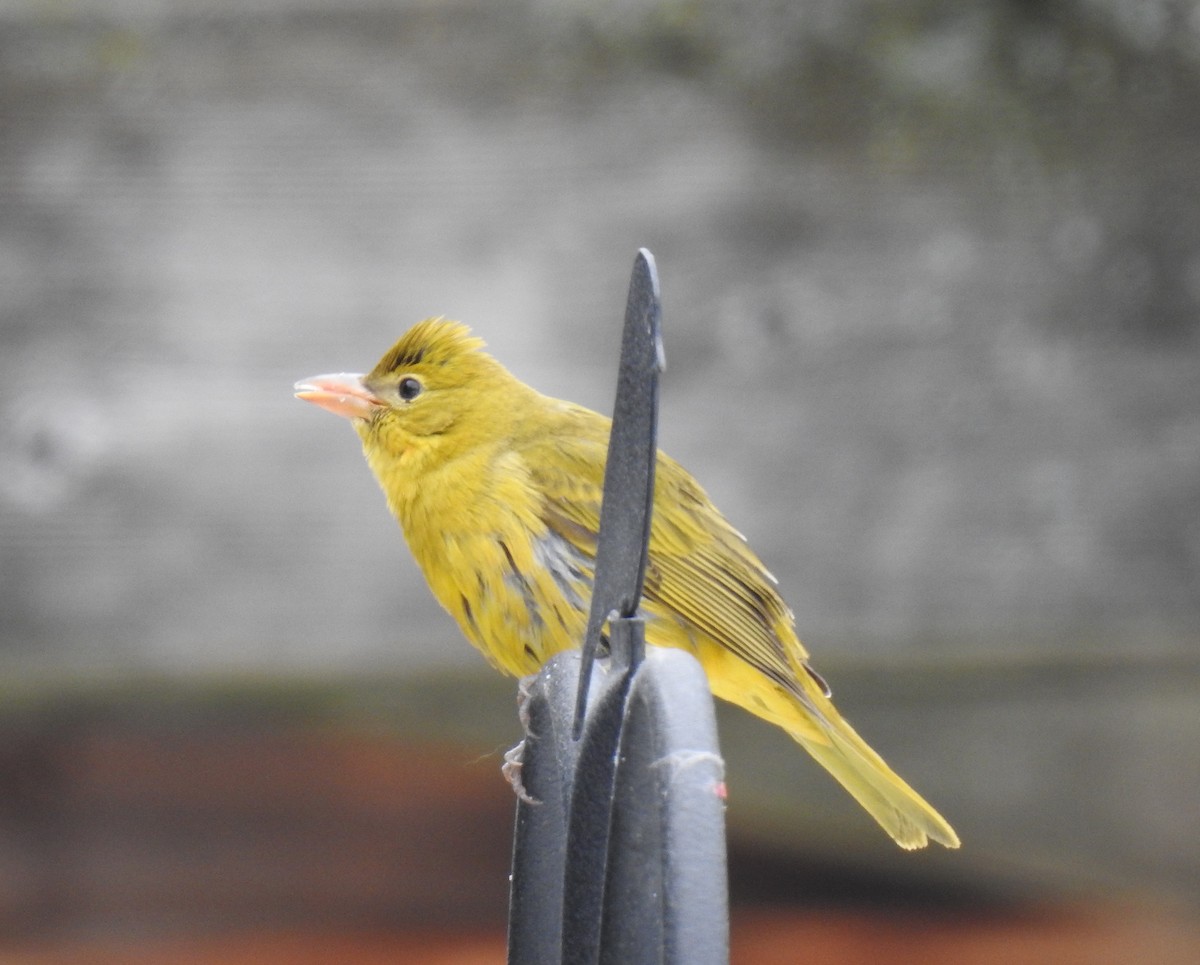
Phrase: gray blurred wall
[{"left": 3, "top": 0, "right": 1196, "bottom": 672}]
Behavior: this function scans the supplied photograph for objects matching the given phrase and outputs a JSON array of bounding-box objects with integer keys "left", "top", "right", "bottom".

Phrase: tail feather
[
  {"left": 686, "top": 637, "right": 959, "bottom": 849},
  {"left": 794, "top": 711, "right": 960, "bottom": 850}
]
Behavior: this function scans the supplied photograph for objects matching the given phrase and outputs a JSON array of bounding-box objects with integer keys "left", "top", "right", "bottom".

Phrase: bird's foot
[{"left": 502, "top": 740, "right": 540, "bottom": 805}]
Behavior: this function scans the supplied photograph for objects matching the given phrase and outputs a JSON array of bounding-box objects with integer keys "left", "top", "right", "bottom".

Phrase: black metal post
[{"left": 507, "top": 250, "right": 729, "bottom": 965}]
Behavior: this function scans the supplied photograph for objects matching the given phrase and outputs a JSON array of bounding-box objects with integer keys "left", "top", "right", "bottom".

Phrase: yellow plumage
[{"left": 295, "top": 317, "right": 959, "bottom": 850}]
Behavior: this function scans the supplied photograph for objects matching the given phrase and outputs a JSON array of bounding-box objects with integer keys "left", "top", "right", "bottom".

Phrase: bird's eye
[{"left": 398, "top": 377, "right": 422, "bottom": 401}]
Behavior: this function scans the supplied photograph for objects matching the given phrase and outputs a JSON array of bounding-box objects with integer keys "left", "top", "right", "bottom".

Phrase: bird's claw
[{"left": 502, "top": 740, "right": 541, "bottom": 805}]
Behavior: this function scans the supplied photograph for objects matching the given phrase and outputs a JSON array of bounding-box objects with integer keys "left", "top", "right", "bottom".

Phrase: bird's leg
[
  {"left": 503, "top": 673, "right": 541, "bottom": 805},
  {"left": 515, "top": 671, "right": 538, "bottom": 736}
]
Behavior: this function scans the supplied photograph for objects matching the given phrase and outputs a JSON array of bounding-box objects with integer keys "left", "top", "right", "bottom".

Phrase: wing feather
[{"left": 519, "top": 405, "right": 812, "bottom": 701}]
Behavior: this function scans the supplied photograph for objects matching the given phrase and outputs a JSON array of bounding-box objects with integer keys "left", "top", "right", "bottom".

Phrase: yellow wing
[
  {"left": 521, "top": 404, "right": 821, "bottom": 710},
  {"left": 519, "top": 404, "right": 960, "bottom": 850}
]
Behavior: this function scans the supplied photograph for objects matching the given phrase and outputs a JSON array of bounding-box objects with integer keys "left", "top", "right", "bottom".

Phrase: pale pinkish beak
[{"left": 294, "top": 373, "right": 386, "bottom": 421}]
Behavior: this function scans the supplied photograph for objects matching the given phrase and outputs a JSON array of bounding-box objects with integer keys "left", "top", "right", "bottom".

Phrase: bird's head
[{"left": 295, "top": 317, "right": 529, "bottom": 471}]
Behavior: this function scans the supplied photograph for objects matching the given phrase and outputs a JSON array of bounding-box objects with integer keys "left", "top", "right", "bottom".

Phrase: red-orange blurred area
[
  {"left": 0, "top": 717, "right": 1196, "bottom": 964},
  {"left": 5, "top": 931, "right": 507, "bottom": 965},
  {"left": 4, "top": 910, "right": 1200, "bottom": 965},
  {"left": 730, "top": 907, "right": 1200, "bottom": 965},
  {"left": 0, "top": 720, "right": 514, "bottom": 938}
]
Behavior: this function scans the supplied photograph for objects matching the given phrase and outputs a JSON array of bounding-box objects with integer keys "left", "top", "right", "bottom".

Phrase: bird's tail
[
  {"left": 791, "top": 702, "right": 960, "bottom": 850},
  {"left": 690, "top": 638, "right": 959, "bottom": 849}
]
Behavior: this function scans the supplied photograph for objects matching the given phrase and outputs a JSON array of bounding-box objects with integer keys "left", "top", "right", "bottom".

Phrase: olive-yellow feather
[{"left": 296, "top": 317, "right": 959, "bottom": 850}]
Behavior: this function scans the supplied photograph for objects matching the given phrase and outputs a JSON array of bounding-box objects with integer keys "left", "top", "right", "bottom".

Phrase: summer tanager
[{"left": 296, "top": 317, "right": 958, "bottom": 849}]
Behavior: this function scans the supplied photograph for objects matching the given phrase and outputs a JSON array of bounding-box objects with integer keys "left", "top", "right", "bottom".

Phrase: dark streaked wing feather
[{"left": 520, "top": 407, "right": 809, "bottom": 700}]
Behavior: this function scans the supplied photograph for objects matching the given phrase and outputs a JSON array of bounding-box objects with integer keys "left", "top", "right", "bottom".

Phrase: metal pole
[{"left": 507, "top": 250, "right": 729, "bottom": 965}]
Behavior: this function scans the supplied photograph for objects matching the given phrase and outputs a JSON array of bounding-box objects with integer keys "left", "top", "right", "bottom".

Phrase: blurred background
[{"left": 2, "top": 0, "right": 1199, "bottom": 961}]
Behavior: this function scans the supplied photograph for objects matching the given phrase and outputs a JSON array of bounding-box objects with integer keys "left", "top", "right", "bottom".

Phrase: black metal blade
[{"left": 572, "top": 248, "right": 664, "bottom": 739}]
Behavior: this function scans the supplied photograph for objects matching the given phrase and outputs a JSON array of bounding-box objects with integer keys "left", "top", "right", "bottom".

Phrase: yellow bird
[{"left": 296, "top": 318, "right": 959, "bottom": 849}]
